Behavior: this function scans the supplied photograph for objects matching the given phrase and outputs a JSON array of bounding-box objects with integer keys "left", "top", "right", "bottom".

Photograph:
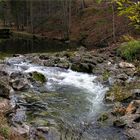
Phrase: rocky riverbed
[{"left": 0, "top": 47, "right": 139, "bottom": 140}]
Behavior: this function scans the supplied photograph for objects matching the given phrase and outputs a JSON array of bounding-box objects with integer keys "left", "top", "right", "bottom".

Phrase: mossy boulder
[
  {"left": 32, "top": 71, "right": 47, "bottom": 84},
  {"left": 104, "top": 84, "right": 132, "bottom": 103}
]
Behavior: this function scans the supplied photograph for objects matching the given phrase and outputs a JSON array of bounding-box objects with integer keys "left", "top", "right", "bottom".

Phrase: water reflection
[{"left": 0, "top": 38, "right": 78, "bottom": 54}]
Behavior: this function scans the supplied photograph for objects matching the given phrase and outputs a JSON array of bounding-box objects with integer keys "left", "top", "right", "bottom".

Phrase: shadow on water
[{"left": 0, "top": 37, "right": 78, "bottom": 54}]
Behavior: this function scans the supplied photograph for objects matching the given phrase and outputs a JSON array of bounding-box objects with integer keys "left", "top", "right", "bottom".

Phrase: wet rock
[
  {"left": 9, "top": 72, "right": 30, "bottom": 91},
  {"left": 10, "top": 79, "right": 30, "bottom": 91}
]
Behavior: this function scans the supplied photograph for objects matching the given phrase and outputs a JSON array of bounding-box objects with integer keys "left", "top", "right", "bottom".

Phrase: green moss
[
  {"left": 117, "top": 40, "right": 140, "bottom": 61},
  {"left": 102, "top": 70, "right": 110, "bottom": 81},
  {"left": 32, "top": 71, "right": 47, "bottom": 83}
]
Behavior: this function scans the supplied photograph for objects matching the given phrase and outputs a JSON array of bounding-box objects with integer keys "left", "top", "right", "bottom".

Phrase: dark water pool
[{"left": 0, "top": 38, "right": 79, "bottom": 54}]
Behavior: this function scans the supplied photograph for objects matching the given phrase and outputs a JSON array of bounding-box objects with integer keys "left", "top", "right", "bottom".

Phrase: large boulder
[
  {"left": 31, "top": 71, "right": 47, "bottom": 84},
  {"left": 9, "top": 72, "right": 30, "bottom": 91}
]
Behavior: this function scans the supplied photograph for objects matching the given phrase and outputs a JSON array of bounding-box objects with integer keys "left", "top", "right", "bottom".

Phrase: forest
[{"left": 0, "top": 0, "right": 139, "bottom": 140}]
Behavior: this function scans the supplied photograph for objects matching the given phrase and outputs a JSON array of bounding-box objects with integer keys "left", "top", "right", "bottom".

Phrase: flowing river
[{"left": 3, "top": 56, "right": 127, "bottom": 140}]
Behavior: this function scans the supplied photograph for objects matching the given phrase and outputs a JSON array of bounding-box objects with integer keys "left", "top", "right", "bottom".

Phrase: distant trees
[
  {"left": 0, "top": 0, "right": 75, "bottom": 39},
  {"left": 0, "top": 0, "right": 137, "bottom": 41}
]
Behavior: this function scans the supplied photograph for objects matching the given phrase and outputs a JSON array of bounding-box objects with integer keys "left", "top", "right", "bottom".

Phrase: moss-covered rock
[
  {"left": 105, "top": 84, "right": 132, "bottom": 103},
  {"left": 32, "top": 71, "right": 47, "bottom": 83}
]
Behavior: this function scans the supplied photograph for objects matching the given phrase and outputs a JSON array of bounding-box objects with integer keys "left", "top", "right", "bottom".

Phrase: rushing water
[{"left": 5, "top": 57, "right": 127, "bottom": 140}]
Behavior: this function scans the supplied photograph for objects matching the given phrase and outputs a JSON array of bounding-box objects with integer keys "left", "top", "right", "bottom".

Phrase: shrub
[{"left": 118, "top": 40, "right": 140, "bottom": 61}]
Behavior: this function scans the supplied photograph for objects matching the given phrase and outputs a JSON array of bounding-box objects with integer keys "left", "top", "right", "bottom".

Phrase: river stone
[
  {"left": 119, "top": 62, "right": 135, "bottom": 69},
  {"left": 0, "top": 82, "right": 11, "bottom": 98},
  {"left": 10, "top": 79, "right": 30, "bottom": 91}
]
